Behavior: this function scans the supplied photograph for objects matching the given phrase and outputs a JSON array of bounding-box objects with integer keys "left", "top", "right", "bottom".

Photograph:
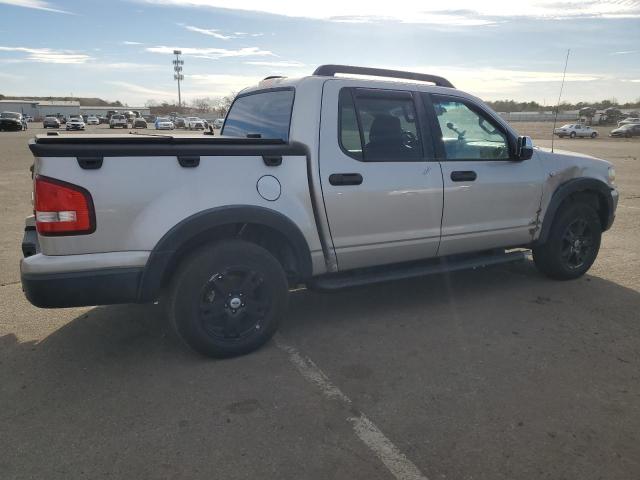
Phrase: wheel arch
[
  {"left": 138, "top": 205, "right": 313, "bottom": 302},
  {"left": 538, "top": 177, "right": 614, "bottom": 245}
]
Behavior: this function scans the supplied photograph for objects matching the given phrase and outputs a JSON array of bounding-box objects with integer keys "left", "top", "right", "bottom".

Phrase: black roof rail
[
  {"left": 262, "top": 75, "right": 286, "bottom": 81},
  {"left": 313, "top": 64, "right": 454, "bottom": 88}
]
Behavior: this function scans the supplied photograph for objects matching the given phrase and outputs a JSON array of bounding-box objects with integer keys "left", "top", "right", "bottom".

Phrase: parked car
[
  {"left": 42, "top": 116, "right": 61, "bottom": 129},
  {"left": 212, "top": 118, "right": 224, "bottom": 129},
  {"left": 154, "top": 117, "right": 174, "bottom": 130},
  {"left": 553, "top": 124, "right": 598, "bottom": 138},
  {"left": 617, "top": 117, "right": 640, "bottom": 127},
  {"left": 20, "top": 65, "right": 618, "bottom": 358},
  {"left": 610, "top": 124, "right": 640, "bottom": 138},
  {"left": 133, "top": 117, "right": 148, "bottom": 129},
  {"left": 173, "top": 117, "right": 186, "bottom": 129},
  {"left": 185, "top": 117, "right": 206, "bottom": 130},
  {"left": 109, "top": 114, "right": 128, "bottom": 129},
  {"left": 65, "top": 117, "right": 85, "bottom": 131},
  {"left": 86, "top": 116, "right": 99, "bottom": 125},
  {"left": 98, "top": 116, "right": 109, "bottom": 124},
  {"left": 24, "top": 115, "right": 34, "bottom": 122},
  {"left": 0, "top": 112, "right": 23, "bottom": 131}
]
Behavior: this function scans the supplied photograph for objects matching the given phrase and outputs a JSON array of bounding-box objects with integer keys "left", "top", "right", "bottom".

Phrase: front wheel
[
  {"left": 569, "top": 132, "right": 576, "bottom": 138},
  {"left": 533, "top": 202, "right": 601, "bottom": 280},
  {"left": 168, "top": 240, "right": 289, "bottom": 358}
]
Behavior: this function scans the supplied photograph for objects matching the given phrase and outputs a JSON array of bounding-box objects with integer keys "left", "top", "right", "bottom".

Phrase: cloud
[
  {"left": 122, "top": 41, "right": 144, "bottom": 45},
  {"left": 145, "top": 45, "right": 274, "bottom": 59},
  {"left": 0, "top": 46, "right": 91, "bottom": 63},
  {"left": 182, "top": 25, "right": 263, "bottom": 39},
  {"left": 183, "top": 25, "right": 234, "bottom": 40},
  {"left": 244, "top": 60, "right": 305, "bottom": 68},
  {"left": 105, "top": 81, "right": 175, "bottom": 97},
  {"left": 0, "top": 0, "right": 72, "bottom": 14},
  {"left": 133, "top": 0, "right": 640, "bottom": 23},
  {"left": 610, "top": 50, "right": 639, "bottom": 56}
]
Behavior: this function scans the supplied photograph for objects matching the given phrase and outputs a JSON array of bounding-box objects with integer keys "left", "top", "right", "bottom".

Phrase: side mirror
[{"left": 516, "top": 136, "right": 533, "bottom": 160}]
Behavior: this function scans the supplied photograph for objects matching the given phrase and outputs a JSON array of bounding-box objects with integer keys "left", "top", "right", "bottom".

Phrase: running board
[{"left": 310, "top": 250, "right": 528, "bottom": 290}]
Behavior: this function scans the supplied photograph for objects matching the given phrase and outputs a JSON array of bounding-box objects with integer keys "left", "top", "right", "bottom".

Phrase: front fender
[{"left": 537, "top": 177, "right": 616, "bottom": 245}]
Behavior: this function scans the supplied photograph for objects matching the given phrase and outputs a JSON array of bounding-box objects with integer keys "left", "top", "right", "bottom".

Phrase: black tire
[
  {"left": 533, "top": 202, "right": 601, "bottom": 280},
  {"left": 569, "top": 132, "right": 576, "bottom": 138},
  {"left": 168, "top": 240, "right": 289, "bottom": 358},
  {"left": 591, "top": 132, "right": 597, "bottom": 138}
]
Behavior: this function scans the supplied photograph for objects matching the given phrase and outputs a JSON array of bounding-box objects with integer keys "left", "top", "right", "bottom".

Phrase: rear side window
[
  {"left": 222, "top": 89, "right": 294, "bottom": 141},
  {"left": 339, "top": 88, "right": 422, "bottom": 162}
]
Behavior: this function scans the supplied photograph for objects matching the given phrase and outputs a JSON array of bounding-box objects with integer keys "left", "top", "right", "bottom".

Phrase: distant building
[
  {"left": 36, "top": 100, "right": 81, "bottom": 119},
  {"left": 0, "top": 99, "right": 150, "bottom": 120},
  {"left": 0, "top": 99, "right": 80, "bottom": 119},
  {"left": 0, "top": 100, "right": 40, "bottom": 118}
]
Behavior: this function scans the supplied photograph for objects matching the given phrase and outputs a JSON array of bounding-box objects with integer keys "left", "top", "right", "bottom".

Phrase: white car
[
  {"left": 154, "top": 117, "right": 175, "bottom": 130},
  {"left": 554, "top": 124, "right": 598, "bottom": 138},
  {"left": 86, "top": 116, "right": 99, "bottom": 125},
  {"left": 185, "top": 117, "right": 205, "bottom": 130},
  {"left": 109, "top": 114, "right": 128, "bottom": 129},
  {"left": 212, "top": 118, "right": 224, "bottom": 129},
  {"left": 618, "top": 117, "right": 640, "bottom": 127},
  {"left": 65, "top": 117, "right": 85, "bottom": 131}
]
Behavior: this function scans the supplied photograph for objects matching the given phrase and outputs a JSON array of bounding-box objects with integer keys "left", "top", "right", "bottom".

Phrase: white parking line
[{"left": 275, "top": 335, "right": 429, "bottom": 480}]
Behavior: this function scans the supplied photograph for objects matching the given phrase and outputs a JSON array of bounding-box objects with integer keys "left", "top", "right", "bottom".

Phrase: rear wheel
[
  {"left": 168, "top": 240, "right": 289, "bottom": 358},
  {"left": 569, "top": 132, "right": 576, "bottom": 138},
  {"left": 591, "top": 132, "right": 597, "bottom": 138},
  {"left": 533, "top": 202, "right": 601, "bottom": 280}
]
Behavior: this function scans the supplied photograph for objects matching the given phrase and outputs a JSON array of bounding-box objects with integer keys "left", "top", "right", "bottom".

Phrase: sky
[{"left": 0, "top": 0, "right": 639, "bottom": 106}]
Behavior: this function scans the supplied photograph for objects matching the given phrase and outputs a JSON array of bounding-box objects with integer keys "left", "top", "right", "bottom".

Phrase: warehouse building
[
  {"left": 0, "top": 99, "right": 80, "bottom": 119},
  {"left": 36, "top": 100, "right": 81, "bottom": 119},
  {"left": 0, "top": 100, "right": 40, "bottom": 118},
  {"left": 0, "top": 99, "right": 149, "bottom": 120}
]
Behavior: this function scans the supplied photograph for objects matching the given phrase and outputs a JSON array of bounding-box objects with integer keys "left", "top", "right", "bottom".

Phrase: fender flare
[
  {"left": 538, "top": 177, "right": 614, "bottom": 244},
  {"left": 138, "top": 205, "right": 312, "bottom": 301}
]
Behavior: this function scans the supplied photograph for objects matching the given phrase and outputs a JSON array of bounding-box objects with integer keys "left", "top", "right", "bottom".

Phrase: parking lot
[{"left": 1, "top": 124, "right": 639, "bottom": 479}]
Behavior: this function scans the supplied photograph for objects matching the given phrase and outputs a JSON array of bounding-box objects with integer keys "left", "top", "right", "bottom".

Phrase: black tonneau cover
[{"left": 29, "top": 134, "right": 307, "bottom": 157}]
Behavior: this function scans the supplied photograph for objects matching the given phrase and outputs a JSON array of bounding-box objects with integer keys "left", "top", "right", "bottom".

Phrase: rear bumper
[
  {"left": 21, "top": 225, "right": 150, "bottom": 308},
  {"left": 21, "top": 267, "right": 143, "bottom": 308}
]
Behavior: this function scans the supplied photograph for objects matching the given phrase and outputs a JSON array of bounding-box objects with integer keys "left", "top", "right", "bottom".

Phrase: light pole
[{"left": 173, "top": 50, "right": 184, "bottom": 110}]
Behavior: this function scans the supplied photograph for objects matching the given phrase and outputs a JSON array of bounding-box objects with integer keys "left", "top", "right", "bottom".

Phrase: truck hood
[{"left": 534, "top": 146, "right": 613, "bottom": 185}]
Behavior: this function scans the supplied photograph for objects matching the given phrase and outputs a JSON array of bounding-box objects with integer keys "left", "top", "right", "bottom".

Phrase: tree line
[
  {"left": 143, "top": 94, "right": 236, "bottom": 117},
  {"left": 486, "top": 98, "right": 640, "bottom": 113}
]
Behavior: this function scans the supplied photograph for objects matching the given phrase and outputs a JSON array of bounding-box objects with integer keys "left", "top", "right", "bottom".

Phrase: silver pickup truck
[{"left": 21, "top": 65, "right": 618, "bottom": 357}]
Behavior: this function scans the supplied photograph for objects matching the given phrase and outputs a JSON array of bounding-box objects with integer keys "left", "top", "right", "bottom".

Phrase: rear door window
[
  {"left": 222, "top": 89, "right": 294, "bottom": 141},
  {"left": 339, "top": 88, "right": 423, "bottom": 162}
]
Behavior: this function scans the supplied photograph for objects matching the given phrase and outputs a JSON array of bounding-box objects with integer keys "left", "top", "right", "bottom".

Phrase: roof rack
[
  {"left": 313, "top": 64, "right": 454, "bottom": 88},
  {"left": 262, "top": 75, "right": 286, "bottom": 81}
]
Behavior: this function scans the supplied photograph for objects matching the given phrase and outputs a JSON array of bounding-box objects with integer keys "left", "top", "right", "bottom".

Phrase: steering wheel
[{"left": 402, "top": 131, "right": 418, "bottom": 148}]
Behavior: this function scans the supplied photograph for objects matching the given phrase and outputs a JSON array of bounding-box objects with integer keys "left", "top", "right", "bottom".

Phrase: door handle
[
  {"left": 450, "top": 171, "right": 477, "bottom": 182},
  {"left": 329, "top": 173, "right": 363, "bottom": 186}
]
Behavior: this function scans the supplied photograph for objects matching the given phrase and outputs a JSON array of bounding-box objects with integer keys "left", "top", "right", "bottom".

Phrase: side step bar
[{"left": 310, "top": 249, "right": 528, "bottom": 291}]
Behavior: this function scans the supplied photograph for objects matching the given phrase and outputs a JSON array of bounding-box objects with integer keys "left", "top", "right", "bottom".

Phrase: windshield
[
  {"left": 1, "top": 112, "right": 21, "bottom": 119},
  {"left": 222, "top": 89, "right": 294, "bottom": 140}
]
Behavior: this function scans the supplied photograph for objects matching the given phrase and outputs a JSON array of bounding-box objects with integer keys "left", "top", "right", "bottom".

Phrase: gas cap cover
[{"left": 256, "top": 175, "right": 281, "bottom": 201}]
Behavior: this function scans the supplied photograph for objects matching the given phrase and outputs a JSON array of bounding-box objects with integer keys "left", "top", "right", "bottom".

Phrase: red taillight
[{"left": 34, "top": 175, "right": 95, "bottom": 235}]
